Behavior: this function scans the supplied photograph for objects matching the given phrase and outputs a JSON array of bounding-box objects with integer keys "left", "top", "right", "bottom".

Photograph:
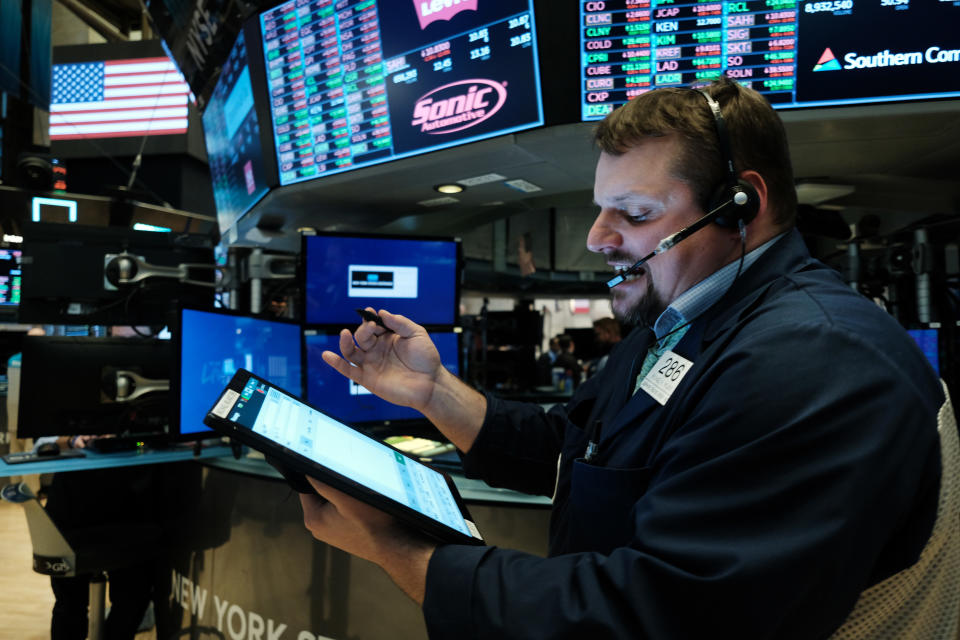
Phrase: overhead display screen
[
  {"left": 201, "top": 31, "right": 272, "bottom": 234},
  {"left": 51, "top": 55, "right": 190, "bottom": 139},
  {"left": 260, "top": 0, "right": 543, "bottom": 186},
  {"left": 0, "top": 249, "right": 21, "bottom": 307},
  {"left": 580, "top": 0, "right": 960, "bottom": 120}
]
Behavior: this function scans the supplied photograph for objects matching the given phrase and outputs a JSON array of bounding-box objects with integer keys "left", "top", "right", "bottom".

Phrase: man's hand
[
  {"left": 300, "top": 477, "right": 437, "bottom": 604},
  {"left": 321, "top": 308, "right": 444, "bottom": 413},
  {"left": 322, "top": 307, "right": 487, "bottom": 453}
]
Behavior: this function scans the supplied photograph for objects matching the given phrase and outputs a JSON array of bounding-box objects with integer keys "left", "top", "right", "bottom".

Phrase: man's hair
[
  {"left": 557, "top": 334, "right": 574, "bottom": 351},
  {"left": 593, "top": 77, "right": 797, "bottom": 227}
]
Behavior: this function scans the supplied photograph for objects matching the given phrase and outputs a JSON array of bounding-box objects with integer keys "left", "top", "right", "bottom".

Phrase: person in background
[
  {"left": 297, "top": 78, "right": 953, "bottom": 638},
  {"left": 587, "top": 317, "right": 622, "bottom": 376},
  {"left": 534, "top": 336, "right": 560, "bottom": 386},
  {"left": 553, "top": 334, "right": 581, "bottom": 389},
  {"left": 35, "top": 436, "right": 158, "bottom": 640}
]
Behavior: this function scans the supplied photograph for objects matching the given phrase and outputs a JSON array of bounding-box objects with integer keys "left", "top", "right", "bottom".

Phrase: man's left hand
[{"left": 300, "top": 476, "right": 437, "bottom": 604}]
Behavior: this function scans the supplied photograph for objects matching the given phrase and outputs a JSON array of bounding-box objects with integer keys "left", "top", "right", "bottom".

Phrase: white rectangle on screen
[{"left": 347, "top": 265, "right": 418, "bottom": 298}]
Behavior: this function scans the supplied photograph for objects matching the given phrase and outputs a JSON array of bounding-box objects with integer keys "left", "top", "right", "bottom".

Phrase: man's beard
[{"left": 612, "top": 274, "right": 666, "bottom": 328}]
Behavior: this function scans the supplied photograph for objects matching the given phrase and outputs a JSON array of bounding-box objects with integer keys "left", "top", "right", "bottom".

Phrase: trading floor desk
[
  {"left": 4, "top": 446, "right": 552, "bottom": 640},
  {"left": 0, "top": 443, "right": 235, "bottom": 478},
  {"left": 165, "top": 455, "right": 551, "bottom": 640}
]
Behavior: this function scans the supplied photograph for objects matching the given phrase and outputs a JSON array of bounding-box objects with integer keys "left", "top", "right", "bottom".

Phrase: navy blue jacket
[{"left": 423, "top": 230, "right": 943, "bottom": 639}]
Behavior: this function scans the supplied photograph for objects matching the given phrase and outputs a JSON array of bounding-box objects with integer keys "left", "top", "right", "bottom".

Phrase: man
[{"left": 300, "top": 78, "right": 951, "bottom": 638}]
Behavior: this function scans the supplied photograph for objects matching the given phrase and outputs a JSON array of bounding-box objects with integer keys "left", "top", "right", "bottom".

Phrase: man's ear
[{"left": 739, "top": 170, "right": 770, "bottom": 227}]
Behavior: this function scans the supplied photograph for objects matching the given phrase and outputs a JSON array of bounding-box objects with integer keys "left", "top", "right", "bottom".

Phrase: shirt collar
[{"left": 653, "top": 232, "right": 785, "bottom": 339}]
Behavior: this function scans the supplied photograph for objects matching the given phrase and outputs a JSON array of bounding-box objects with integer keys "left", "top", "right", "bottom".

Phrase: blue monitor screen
[
  {"left": 202, "top": 30, "right": 271, "bottom": 234},
  {"left": 259, "top": 0, "right": 543, "bottom": 186},
  {"left": 907, "top": 328, "right": 939, "bottom": 375},
  {"left": 305, "top": 331, "right": 458, "bottom": 425},
  {"left": 304, "top": 234, "right": 458, "bottom": 326},
  {"left": 178, "top": 308, "right": 302, "bottom": 436},
  {"left": 580, "top": 0, "right": 960, "bottom": 120}
]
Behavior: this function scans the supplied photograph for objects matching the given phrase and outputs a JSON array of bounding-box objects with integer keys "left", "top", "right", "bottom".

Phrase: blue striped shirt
[{"left": 635, "top": 233, "right": 784, "bottom": 391}]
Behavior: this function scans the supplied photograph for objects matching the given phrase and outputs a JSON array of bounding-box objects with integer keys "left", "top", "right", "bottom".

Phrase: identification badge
[
  {"left": 639, "top": 350, "right": 694, "bottom": 405},
  {"left": 211, "top": 389, "right": 240, "bottom": 418}
]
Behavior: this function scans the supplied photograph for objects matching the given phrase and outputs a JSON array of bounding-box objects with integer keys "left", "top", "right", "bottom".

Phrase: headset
[{"left": 606, "top": 88, "right": 760, "bottom": 289}]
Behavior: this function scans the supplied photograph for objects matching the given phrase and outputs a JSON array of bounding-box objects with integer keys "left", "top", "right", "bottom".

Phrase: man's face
[{"left": 588, "top": 136, "right": 739, "bottom": 327}]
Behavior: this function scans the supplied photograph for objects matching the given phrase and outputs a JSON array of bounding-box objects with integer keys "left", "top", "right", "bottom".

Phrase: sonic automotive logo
[
  {"left": 415, "top": 0, "right": 478, "bottom": 30},
  {"left": 411, "top": 79, "right": 507, "bottom": 134},
  {"left": 814, "top": 45, "right": 960, "bottom": 71}
]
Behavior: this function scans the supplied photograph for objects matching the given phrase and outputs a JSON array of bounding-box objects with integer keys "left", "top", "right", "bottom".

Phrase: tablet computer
[{"left": 203, "top": 368, "right": 484, "bottom": 546}]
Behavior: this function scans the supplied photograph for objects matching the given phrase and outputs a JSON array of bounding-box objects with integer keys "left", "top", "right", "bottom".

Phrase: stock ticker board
[
  {"left": 580, "top": 0, "right": 960, "bottom": 120},
  {"left": 260, "top": 0, "right": 544, "bottom": 186}
]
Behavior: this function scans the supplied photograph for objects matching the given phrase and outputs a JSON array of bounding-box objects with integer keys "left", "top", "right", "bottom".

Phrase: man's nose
[{"left": 586, "top": 209, "right": 623, "bottom": 254}]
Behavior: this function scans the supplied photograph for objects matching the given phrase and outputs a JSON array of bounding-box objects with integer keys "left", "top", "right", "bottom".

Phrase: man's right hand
[
  {"left": 321, "top": 308, "right": 445, "bottom": 413},
  {"left": 321, "top": 308, "right": 487, "bottom": 453}
]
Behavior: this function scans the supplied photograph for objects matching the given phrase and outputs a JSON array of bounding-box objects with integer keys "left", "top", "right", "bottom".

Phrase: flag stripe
[
  {"left": 50, "top": 95, "right": 188, "bottom": 113},
  {"left": 51, "top": 118, "right": 189, "bottom": 136},
  {"left": 103, "top": 71, "right": 184, "bottom": 87},
  {"left": 51, "top": 106, "right": 188, "bottom": 124},
  {"left": 50, "top": 126, "right": 189, "bottom": 140}
]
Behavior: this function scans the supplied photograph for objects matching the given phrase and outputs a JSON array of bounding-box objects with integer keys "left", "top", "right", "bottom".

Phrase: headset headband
[{"left": 696, "top": 89, "right": 738, "bottom": 190}]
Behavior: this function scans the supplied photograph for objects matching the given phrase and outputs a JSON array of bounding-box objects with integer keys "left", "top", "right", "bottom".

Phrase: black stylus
[{"left": 355, "top": 308, "right": 391, "bottom": 331}]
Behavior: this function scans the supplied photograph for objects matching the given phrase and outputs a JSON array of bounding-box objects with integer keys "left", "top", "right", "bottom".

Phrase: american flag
[{"left": 50, "top": 57, "right": 190, "bottom": 140}]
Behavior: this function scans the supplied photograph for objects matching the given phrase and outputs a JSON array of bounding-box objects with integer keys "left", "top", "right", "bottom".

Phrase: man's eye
[{"left": 625, "top": 210, "right": 649, "bottom": 222}]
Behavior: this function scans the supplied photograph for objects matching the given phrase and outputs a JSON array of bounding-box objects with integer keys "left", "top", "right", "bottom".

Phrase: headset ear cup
[{"left": 712, "top": 179, "right": 759, "bottom": 229}]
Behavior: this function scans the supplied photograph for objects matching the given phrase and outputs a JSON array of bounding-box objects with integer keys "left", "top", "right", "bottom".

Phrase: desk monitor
[
  {"left": 304, "top": 330, "right": 459, "bottom": 427},
  {"left": 907, "top": 327, "right": 939, "bottom": 375},
  {"left": 174, "top": 308, "right": 303, "bottom": 438},
  {"left": 303, "top": 233, "right": 460, "bottom": 327},
  {"left": 17, "top": 336, "right": 172, "bottom": 438},
  {"left": 19, "top": 222, "right": 216, "bottom": 326}
]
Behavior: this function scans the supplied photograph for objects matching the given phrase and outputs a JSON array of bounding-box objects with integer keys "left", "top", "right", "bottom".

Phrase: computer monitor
[
  {"left": 173, "top": 307, "right": 303, "bottom": 438},
  {"left": 579, "top": 1, "right": 960, "bottom": 120},
  {"left": 17, "top": 336, "right": 172, "bottom": 438},
  {"left": 201, "top": 29, "right": 274, "bottom": 235},
  {"left": 0, "top": 248, "right": 22, "bottom": 318},
  {"left": 907, "top": 327, "right": 939, "bottom": 375},
  {"left": 258, "top": 0, "right": 543, "bottom": 185},
  {"left": 50, "top": 40, "right": 204, "bottom": 159},
  {"left": 302, "top": 233, "right": 460, "bottom": 327},
  {"left": 304, "top": 330, "right": 459, "bottom": 428},
  {"left": 19, "top": 222, "right": 216, "bottom": 326}
]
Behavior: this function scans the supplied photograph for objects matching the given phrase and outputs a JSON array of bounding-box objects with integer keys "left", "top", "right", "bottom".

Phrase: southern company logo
[
  {"left": 415, "top": 0, "right": 478, "bottom": 30},
  {"left": 814, "top": 45, "right": 960, "bottom": 71},
  {"left": 813, "top": 48, "right": 842, "bottom": 72}
]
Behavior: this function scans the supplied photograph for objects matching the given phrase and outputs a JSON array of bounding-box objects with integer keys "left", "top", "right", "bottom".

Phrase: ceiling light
[{"left": 434, "top": 183, "right": 465, "bottom": 194}]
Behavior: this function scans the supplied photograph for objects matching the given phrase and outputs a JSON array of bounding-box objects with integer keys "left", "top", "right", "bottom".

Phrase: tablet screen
[{"left": 222, "top": 377, "right": 472, "bottom": 537}]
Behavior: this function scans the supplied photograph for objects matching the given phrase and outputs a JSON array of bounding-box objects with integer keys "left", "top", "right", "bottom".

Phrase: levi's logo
[
  {"left": 411, "top": 78, "right": 506, "bottom": 134},
  {"left": 414, "top": 0, "right": 478, "bottom": 30}
]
